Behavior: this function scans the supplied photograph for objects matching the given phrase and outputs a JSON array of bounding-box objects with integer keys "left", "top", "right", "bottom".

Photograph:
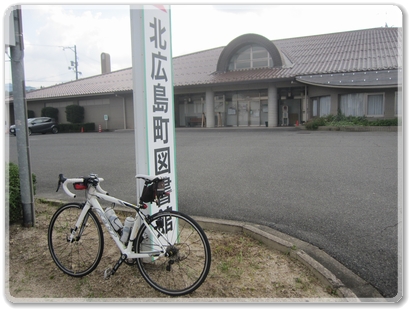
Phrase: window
[
  {"left": 340, "top": 94, "right": 364, "bottom": 116},
  {"left": 340, "top": 93, "right": 384, "bottom": 117},
  {"left": 228, "top": 45, "right": 273, "bottom": 70},
  {"left": 366, "top": 94, "right": 384, "bottom": 116},
  {"left": 312, "top": 96, "right": 330, "bottom": 117}
]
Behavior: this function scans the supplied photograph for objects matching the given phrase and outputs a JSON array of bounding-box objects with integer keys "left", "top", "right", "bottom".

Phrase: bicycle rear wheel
[
  {"left": 48, "top": 203, "right": 104, "bottom": 277},
  {"left": 136, "top": 210, "right": 211, "bottom": 296}
]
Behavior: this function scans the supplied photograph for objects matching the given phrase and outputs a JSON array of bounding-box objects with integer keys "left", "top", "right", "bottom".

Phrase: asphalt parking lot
[{"left": 7, "top": 127, "right": 401, "bottom": 299}]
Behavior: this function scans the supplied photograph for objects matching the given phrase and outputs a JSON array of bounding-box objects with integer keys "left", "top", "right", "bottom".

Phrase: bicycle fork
[{"left": 67, "top": 203, "right": 91, "bottom": 243}]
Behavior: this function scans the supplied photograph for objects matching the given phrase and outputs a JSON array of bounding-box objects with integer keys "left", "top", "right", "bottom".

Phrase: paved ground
[{"left": 6, "top": 127, "right": 401, "bottom": 299}]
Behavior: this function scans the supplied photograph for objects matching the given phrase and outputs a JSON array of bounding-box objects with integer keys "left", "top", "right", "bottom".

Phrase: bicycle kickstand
[{"left": 104, "top": 254, "right": 127, "bottom": 280}]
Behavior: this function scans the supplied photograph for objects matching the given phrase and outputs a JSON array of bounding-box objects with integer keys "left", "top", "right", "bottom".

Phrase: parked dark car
[{"left": 9, "top": 117, "right": 58, "bottom": 136}]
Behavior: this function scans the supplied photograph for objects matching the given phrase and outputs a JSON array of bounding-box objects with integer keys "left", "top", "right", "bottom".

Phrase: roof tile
[{"left": 24, "top": 27, "right": 401, "bottom": 101}]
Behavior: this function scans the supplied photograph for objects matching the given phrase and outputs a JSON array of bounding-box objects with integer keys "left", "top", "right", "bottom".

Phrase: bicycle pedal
[{"left": 104, "top": 268, "right": 112, "bottom": 280}]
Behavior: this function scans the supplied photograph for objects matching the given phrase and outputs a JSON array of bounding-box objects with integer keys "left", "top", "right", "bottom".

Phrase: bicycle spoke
[
  {"left": 48, "top": 203, "right": 104, "bottom": 277},
  {"left": 136, "top": 211, "right": 211, "bottom": 296}
]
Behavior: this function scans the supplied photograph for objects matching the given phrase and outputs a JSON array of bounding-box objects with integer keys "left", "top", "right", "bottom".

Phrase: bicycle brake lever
[{"left": 56, "top": 174, "right": 65, "bottom": 192}]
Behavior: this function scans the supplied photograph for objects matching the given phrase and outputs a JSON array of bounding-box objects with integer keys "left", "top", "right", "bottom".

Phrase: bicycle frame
[
  {"left": 70, "top": 185, "right": 169, "bottom": 260},
  {"left": 52, "top": 173, "right": 211, "bottom": 295}
]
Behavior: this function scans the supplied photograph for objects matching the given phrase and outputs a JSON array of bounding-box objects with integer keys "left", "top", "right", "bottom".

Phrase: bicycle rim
[
  {"left": 136, "top": 211, "right": 211, "bottom": 296},
  {"left": 48, "top": 203, "right": 104, "bottom": 277}
]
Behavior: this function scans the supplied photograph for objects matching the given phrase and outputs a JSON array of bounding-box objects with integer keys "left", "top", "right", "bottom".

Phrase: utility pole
[
  {"left": 9, "top": 6, "right": 35, "bottom": 227},
  {"left": 64, "top": 45, "right": 81, "bottom": 80}
]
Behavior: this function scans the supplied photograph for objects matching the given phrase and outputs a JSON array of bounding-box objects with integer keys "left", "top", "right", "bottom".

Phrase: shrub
[
  {"left": 368, "top": 119, "right": 398, "bottom": 126},
  {"left": 7, "top": 162, "right": 36, "bottom": 223},
  {"left": 304, "top": 117, "right": 326, "bottom": 130},
  {"left": 28, "top": 110, "right": 35, "bottom": 118},
  {"left": 324, "top": 116, "right": 398, "bottom": 127},
  {"left": 65, "top": 105, "right": 84, "bottom": 124},
  {"left": 41, "top": 107, "right": 59, "bottom": 122},
  {"left": 58, "top": 123, "right": 95, "bottom": 133},
  {"left": 305, "top": 114, "right": 399, "bottom": 130}
]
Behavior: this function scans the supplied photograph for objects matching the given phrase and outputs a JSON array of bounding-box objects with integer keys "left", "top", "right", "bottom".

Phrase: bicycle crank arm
[{"left": 104, "top": 254, "right": 127, "bottom": 279}]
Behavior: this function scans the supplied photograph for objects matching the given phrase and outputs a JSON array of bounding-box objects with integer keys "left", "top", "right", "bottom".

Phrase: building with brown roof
[{"left": 8, "top": 27, "right": 402, "bottom": 129}]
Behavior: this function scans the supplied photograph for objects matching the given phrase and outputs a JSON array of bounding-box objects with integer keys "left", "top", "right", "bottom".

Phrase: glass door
[
  {"left": 249, "top": 100, "right": 260, "bottom": 126},
  {"left": 226, "top": 101, "right": 237, "bottom": 126},
  {"left": 238, "top": 100, "right": 248, "bottom": 126}
]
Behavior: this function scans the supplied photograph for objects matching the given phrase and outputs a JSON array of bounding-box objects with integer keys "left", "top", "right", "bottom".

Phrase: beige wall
[
  {"left": 307, "top": 86, "right": 398, "bottom": 120},
  {"left": 15, "top": 85, "right": 398, "bottom": 130}
]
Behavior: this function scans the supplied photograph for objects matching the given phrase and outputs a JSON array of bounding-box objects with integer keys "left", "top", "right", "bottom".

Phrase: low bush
[
  {"left": 304, "top": 117, "right": 326, "bottom": 130},
  {"left": 58, "top": 123, "right": 95, "bottom": 133},
  {"left": 368, "top": 119, "right": 398, "bottom": 126},
  {"left": 7, "top": 162, "right": 36, "bottom": 223},
  {"left": 305, "top": 114, "right": 398, "bottom": 130}
]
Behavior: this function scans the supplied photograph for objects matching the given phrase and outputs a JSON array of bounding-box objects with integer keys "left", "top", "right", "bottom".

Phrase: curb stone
[
  {"left": 296, "top": 125, "right": 399, "bottom": 132},
  {"left": 193, "top": 216, "right": 361, "bottom": 302}
]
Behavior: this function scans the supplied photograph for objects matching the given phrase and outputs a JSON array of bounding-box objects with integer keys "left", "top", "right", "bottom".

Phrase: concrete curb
[
  {"left": 317, "top": 126, "right": 399, "bottom": 132},
  {"left": 193, "top": 216, "right": 361, "bottom": 302}
]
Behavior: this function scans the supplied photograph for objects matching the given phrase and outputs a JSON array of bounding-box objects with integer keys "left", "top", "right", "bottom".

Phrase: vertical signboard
[{"left": 130, "top": 5, "right": 178, "bottom": 214}]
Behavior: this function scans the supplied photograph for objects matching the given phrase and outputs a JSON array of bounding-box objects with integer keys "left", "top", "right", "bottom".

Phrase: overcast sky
[{"left": 3, "top": 1, "right": 404, "bottom": 89}]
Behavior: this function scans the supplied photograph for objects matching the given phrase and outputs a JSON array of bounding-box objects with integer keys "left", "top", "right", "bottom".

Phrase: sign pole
[
  {"left": 130, "top": 5, "right": 178, "bottom": 214},
  {"left": 130, "top": 7, "right": 148, "bottom": 203}
]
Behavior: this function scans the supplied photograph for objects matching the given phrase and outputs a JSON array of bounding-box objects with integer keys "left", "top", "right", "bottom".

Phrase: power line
[
  {"left": 24, "top": 43, "right": 63, "bottom": 48},
  {"left": 24, "top": 43, "right": 82, "bottom": 80}
]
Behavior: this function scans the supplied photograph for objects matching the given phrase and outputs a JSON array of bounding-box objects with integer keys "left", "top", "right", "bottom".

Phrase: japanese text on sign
[{"left": 143, "top": 6, "right": 177, "bottom": 215}]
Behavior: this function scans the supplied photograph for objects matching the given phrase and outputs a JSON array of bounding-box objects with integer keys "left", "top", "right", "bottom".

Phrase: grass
[{"left": 8, "top": 201, "right": 340, "bottom": 299}]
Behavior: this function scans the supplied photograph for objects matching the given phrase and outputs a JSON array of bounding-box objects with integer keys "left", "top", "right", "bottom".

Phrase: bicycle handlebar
[
  {"left": 57, "top": 174, "right": 106, "bottom": 198},
  {"left": 57, "top": 173, "right": 167, "bottom": 200}
]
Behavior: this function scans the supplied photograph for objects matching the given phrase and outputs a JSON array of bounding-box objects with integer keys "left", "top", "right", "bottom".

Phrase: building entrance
[
  {"left": 228, "top": 91, "right": 268, "bottom": 127},
  {"left": 237, "top": 99, "right": 265, "bottom": 126},
  {"left": 175, "top": 90, "right": 271, "bottom": 127},
  {"left": 279, "top": 99, "right": 301, "bottom": 126}
]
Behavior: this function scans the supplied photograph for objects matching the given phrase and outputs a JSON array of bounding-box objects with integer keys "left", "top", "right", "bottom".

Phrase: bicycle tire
[
  {"left": 48, "top": 203, "right": 104, "bottom": 277},
  {"left": 135, "top": 210, "right": 211, "bottom": 296}
]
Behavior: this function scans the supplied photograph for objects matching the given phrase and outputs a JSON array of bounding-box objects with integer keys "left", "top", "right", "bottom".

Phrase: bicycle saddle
[{"left": 135, "top": 174, "right": 162, "bottom": 182}]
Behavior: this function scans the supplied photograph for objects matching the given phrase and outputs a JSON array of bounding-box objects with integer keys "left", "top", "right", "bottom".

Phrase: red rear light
[{"left": 73, "top": 182, "right": 87, "bottom": 190}]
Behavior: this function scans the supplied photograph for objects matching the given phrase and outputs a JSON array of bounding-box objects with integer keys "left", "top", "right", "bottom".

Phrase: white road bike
[{"left": 48, "top": 173, "right": 211, "bottom": 296}]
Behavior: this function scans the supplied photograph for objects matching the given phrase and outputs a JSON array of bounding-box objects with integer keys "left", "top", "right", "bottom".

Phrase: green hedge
[
  {"left": 7, "top": 162, "right": 36, "bottom": 223},
  {"left": 42, "top": 106, "right": 59, "bottom": 122},
  {"left": 305, "top": 115, "right": 398, "bottom": 130},
  {"left": 58, "top": 123, "right": 95, "bottom": 133},
  {"left": 65, "top": 105, "right": 85, "bottom": 124},
  {"left": 28, "top": 110, "right": 35, "bottom": 118}
]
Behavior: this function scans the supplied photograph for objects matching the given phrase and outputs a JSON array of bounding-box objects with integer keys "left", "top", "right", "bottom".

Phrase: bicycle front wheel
[
  {"left": 48, "top": 203, "right": 104, "bottom": 277},
  {"left": 136, "top": 210, "right": 211, "bottom": 296}
]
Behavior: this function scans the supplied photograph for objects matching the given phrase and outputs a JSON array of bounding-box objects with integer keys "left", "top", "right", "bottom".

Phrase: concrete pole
[
  {"left": 205, "top": 88, "right": 214, "bottom": 128},
  {"left": 268, "top": 85, "right": 278, "bottom": 127},
  {"left": 74, "top": 45, "right": 78, "bottom": 80},
  {"left": 9, "top": 7, "right": 35, "bottom": 227},
  {"left": 130, "top": 7, "right": 147, "bottom": 203}
]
